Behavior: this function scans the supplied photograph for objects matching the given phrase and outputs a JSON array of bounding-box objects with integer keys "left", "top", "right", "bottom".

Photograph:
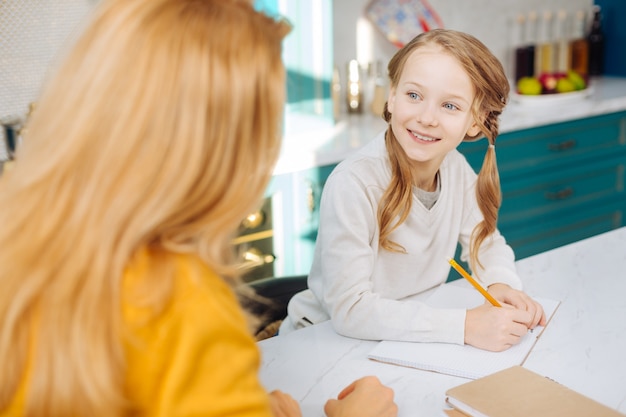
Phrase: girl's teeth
[{"left": 413, "top": 132, "right": 437, "bottom": 141}]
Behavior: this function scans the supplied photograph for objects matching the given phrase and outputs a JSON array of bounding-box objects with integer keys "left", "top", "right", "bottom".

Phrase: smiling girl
[{"left": 281, "top": 29, "right": 546, "bottom": 352}]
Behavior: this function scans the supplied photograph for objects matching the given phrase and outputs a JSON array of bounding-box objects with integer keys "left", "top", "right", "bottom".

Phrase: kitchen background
[
  {"left": 2, "top": 0, "right": 625, "bottom": 280},
  {"left": 3, "top": 0, "right": 625, "bottom": 160}
]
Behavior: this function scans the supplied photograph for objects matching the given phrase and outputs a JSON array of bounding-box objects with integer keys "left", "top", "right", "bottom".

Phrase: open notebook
[{"left": 368, "top": 283, "right": 560, "bottom": 379}]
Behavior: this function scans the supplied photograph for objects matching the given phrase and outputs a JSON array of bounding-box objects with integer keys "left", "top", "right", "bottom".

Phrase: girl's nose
[{"left": 417, "top": 103, "right": 438, "bottom": 127}]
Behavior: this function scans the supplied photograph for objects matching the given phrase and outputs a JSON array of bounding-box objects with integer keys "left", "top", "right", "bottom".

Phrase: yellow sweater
[
  {"left": 3, "top": 250, "right": 274, "bottom": 417},
  {"left": 123, "top": 250, "right": 273, "bottom": 416}
]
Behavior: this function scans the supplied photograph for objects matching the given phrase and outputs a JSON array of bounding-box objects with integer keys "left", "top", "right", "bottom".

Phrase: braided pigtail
[
  {"left": 377, "top": 102, "right": 414, "bottom": 253},
  {"left": 470, "top": 111, "right": 502, "bottom": 272}
]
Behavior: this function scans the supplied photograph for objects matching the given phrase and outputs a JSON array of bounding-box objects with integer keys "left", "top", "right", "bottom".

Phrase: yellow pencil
[{"left": 447, "top": 258, "right": 502, "bottom": 307}]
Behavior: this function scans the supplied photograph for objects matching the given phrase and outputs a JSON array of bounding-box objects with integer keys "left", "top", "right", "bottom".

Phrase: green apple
[
  {"left": 517, "top": 76, "right": 543, "bottom": 95},
  {"left": 566, "top": 70, "right": 586, "bottom": 90},
  {"left": 556, "top": 78, "right": 576, "bottom": 93}
]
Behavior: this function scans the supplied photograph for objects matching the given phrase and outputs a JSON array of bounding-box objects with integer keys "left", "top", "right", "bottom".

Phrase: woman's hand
[
  {"left": 269, "top": 390, "right": 302, "bottom": 417},
  {"left": 488, "top": 283, "right": 546, "bottom": 328},
  {"left": 324, "top": 376, "right": 398, "bottom": 417}
]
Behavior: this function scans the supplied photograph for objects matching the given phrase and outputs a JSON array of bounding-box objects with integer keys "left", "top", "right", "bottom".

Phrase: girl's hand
[
  {"left": 464, "top": 302, "right": 533, "bottom": 352},
  {"left": 488, "top": 283, "right": 546, "bottom": 329}
]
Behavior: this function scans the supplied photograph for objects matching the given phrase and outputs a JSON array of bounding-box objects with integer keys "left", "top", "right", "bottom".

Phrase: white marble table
[{"left": 257, "top": 227, "right": 626, "bottom": 416}]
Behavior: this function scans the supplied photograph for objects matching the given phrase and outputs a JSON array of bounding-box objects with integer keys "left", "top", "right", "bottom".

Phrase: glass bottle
[
  {"left": 569, "top": 10, "right": 589, "bottom": 76},
  {"left": 587, "top": 5, "right": 605, "bottom": 76},
  {"left": 554, "top": 10, "right": 570, "bottom": 76},
  {"left": 346, "top": 60, "right": 363, "bottom": 114},
  {"left": 526, "top": 11, "right": 538, "bottom": 77},
  {"left": 513, "top": 14, "right": 535, "bottom": 81},
  {"left": 535, "top": 10, "right": 555, "bottom": 77}
]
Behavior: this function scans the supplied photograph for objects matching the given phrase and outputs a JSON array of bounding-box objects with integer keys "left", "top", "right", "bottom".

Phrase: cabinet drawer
[
  {"left": 500, "top": 157, "right": 625, "bottom": 224},
  {"left": 500, "top": 201, "right": 624, "bottom": 259},
  {"left": 460, "top": 112, "right": 626, "bottom": 176}
]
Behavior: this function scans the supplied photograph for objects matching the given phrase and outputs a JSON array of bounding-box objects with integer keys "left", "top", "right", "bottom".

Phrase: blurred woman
[{"left": 0, "top": 1, "right": 397, "bottom": 416}]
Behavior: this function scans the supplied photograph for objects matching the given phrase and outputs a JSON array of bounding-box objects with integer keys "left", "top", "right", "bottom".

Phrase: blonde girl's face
[{"left": 386, "top": 45, "right": 481, "bottom": 166}]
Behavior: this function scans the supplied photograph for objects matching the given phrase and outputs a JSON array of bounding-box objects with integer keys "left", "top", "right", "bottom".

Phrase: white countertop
[
  {"left": 274, "top": 76, "right": 626, "bottom": 175},
  {"left": 257, "top": 227, "right": 626, "bottom": 416}
]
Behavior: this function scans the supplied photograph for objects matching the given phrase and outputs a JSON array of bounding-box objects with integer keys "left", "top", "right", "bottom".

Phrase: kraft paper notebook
[
  {"left": 445, "top": 365, "right": 625, "bottom": 417},
  {"left": 367, "top": 282, "right": 560, "bottom": 379}
]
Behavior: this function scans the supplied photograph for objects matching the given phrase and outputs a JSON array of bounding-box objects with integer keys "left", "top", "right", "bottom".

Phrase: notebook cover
[{"left": 445, "top": 366, "right": 624, "bottom": 417}]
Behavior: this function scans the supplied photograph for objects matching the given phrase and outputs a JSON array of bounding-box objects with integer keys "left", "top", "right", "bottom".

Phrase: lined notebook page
[{"left": 368, "top": 283, "right": 560, "bottom": 380}]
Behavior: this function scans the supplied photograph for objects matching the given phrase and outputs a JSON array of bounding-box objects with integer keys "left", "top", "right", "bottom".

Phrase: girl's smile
[{"left": 409, "top": 129, "right": 440, "bottom": 143}]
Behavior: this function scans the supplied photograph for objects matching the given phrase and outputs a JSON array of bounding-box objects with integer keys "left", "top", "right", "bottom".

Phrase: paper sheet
[{"left": 368, "top": 283, "right": 560, "bottom": 379}]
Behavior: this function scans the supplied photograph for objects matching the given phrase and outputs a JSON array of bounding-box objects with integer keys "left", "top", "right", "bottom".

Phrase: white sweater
[{"left": 280, "top": 132, "right": 522, "bottom": 344}]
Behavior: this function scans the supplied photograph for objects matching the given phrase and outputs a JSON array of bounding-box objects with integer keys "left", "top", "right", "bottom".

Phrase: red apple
[{"left": 538, "top": 73, "right": 557, "bottom": 94}]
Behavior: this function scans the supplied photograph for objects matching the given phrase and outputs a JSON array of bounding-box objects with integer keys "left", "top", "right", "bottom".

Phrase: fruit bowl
[
  {"left": 511, "top": 86, "right": 593, "bottom": 106},
  {"left": 512, "top": 70, "right": 591, "bottom": 105}
]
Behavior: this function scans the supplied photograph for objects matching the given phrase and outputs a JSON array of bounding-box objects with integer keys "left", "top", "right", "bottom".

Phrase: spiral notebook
[{"left": 368, "top": 283, "right": 560, "bottom": 379}]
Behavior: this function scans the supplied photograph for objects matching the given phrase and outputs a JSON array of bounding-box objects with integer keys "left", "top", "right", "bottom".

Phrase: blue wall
[{"left": 594, "top": 0, "right": 626, "bottom": 76}]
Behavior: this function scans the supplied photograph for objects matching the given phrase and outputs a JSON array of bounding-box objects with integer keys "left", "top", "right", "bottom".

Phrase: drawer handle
[
  {"left": 241, "top": 210, "right": 266, "bottom": 230},
  {"left": 545, "top": 187, "right": 574, "bottom": 200},
  {"left": 548, "top": 139, "right": 576, "bottom": 152},
  {"left": 238, "top": 248, "right": 276, "bottom": 271}
]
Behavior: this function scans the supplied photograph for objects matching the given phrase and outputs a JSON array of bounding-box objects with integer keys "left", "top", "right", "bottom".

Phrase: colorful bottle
[
  {"left": 513, "top": 14, "right": 535, "bottom": 81},
  {"left": 587, "top": 5, "right": 605, "bottom": 76},
  {"left": 554, "top": 10, "right": 570, "bottom": 76},
  {"left": 569, "top": 10, "right": 589, "bottom": 76},
  {"left": 535, "top": 10, "right": 555, "bottom": 77},
  {"left": 526, "top": 11, "right": 538, "bottom": 77},
  {"left": 346, "top": 60, "right": 363, "bottom": 114}
]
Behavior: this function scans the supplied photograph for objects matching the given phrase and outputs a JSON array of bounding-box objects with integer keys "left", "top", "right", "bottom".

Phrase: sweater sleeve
[
  {"left": 307, "top": 163, "right": 466, "bottom": 344},
  {"left": 123, "top": 255, "right": 273, "bottom": 417}
]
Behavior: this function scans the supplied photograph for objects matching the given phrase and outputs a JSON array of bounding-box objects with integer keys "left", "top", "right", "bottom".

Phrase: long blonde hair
[
  {"left": 0, "top": 0, "right": 289, "bottom": 416},
  {"left": 379, "top": 29, "right": 510, "bottom": 271}
]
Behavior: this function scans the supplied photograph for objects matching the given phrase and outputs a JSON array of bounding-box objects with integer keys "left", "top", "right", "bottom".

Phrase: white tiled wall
[{"left": 0, "top": 0, "right": 95, "bottom": 160}]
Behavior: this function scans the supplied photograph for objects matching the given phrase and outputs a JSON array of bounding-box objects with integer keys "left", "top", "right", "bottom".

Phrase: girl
[
  {"left": 0, "top": 1, "right": 397, "bottom": 416},
  {"left": 281, "top": 29, "right": 546, "bottom": 352}
]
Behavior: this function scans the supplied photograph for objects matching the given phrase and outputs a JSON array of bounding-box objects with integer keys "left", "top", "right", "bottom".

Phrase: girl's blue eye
[
  {"left": 408, "top": 92, "right": 419, "bottom": 100},
  {"left": 444, "top": 103, "right": 459, "bottom": 111}
]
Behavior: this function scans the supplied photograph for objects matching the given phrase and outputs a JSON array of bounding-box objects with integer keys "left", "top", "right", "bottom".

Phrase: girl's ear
[{"left": 466, "top": 120, "right": 481, "bottom": 138}]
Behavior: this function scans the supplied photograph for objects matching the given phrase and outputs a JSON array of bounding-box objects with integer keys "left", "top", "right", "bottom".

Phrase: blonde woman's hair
[
  {"left": 379, "top": 29, "right": 510, "bottom": 272},
  {"left": 0, "top": 0, "right": 289, "bottom": 416}
]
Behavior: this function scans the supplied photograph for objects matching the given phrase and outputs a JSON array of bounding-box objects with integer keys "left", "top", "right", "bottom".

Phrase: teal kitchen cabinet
[
  {"left": 459, "top": 110, "right": 626, "bottom": 259},
  {"left": 283, "top": 164, "right": 335, "bottom": 276},
  {"left": 257, "top": 164, "right": 336, "bottom": 278}
]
